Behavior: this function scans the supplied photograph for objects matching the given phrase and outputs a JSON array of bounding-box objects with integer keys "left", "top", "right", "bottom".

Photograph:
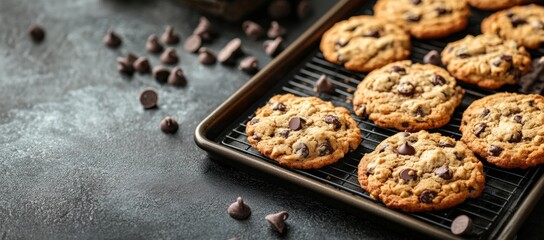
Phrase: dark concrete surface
[{"left": 0, "top": 0, "right": 543, "bottom": 239}]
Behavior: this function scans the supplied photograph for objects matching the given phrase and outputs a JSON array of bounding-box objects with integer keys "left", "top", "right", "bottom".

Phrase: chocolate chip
[
  {"left": 505, "top": 11, "right": 515, "bottom": 18},
  {"left": 146, "top": 34, "right": 163, "bottom": 53},
  {"left": 423, "top": 50, "right": 442, "bottom": 66},
  {"left": 314, "top": 75, "right": 335, "bottom": 93},
  {"left": 454, "top": 151, "right": 464, "bottom": 161},
  {"left": 501, "top": 54, "right": 513, "bottom": 62},
  {"left": 396, "top": 142, "right": 416, "bottom": 155},
  {"left": 218, "top": 38, "right": 243, "bottom": 64},
  {"left": 473, "top": 123, "right": 487, "bottom": 137},
  {"left": 242, "top": 21, "right": 264, "bottom": 40},
  {"left": 133, "top": 57, "right": 151, "bottom": 74},
  {"left": 252, "top": 135, "right": 261, "bottom": 141},
  {"left": 160, "top": 116, "right": 179, "bottom": 134},
  {"left": 378, "top": 144, "right": 388, "bottom": 153},
  {"left": 268, "top": 0, "right": 291, "bottom": 19},
  {"left": 198, "top": 47, "right": 217, "bottom": 65},
  {"left": 397, "top": 82, "right": 415, "bottom": 96},
  {"left": 267, "top": 21, "right": 286, "bottom": 38},
  {"left": 509, "top": 132, "right": 522, "bottom": 143},
  {"left": 160, "top": 47, "right": 179, "bottom": 65},
  {"left": 511, "top": 16, "right": 527, "bottom": 27},
  {"left": 324, "top": 115, "right": 341, "bottom": 129},
  {"left": 431, "top": 75, "right": 447, "bottom": 86},
  {"left": 419, "top": 190, "right": 437, "bottom": 204},
  {"left": 411, "top": 0, "right": 421, "bottom": 4},
  {"left": 152, "top": 66, "right": 170, "bottom": 84},
  {"left": 317, "top": 142, "right": 333, "bottom": 156},
  {"left": 435, "top": 166, "right": 452, "bottom": 180},
  {"left": 482, "top": 108, "right": 490, "bottom": 117},
  {"left": 289, "top": 117, "right": 305, "bottom": 131},
  {"left": 294, "top": 143, "right": 309, "bottom": 157},
  {"left": 489, "top": 145, "right": 503, "bottom": 156},
  {"left": 161, "top": 25, "right": 179, "bottom": 44},
  {"left": 28, "top": 25, "right": 45, "bottom": 43},
  {"left": 193, "top": 17, "right": 212, "bottom": 41},
  {"left": 272, "top": 102, "right": 286, "bottom": 111},
  {"left": 117, "top": 57, "right": 134, "bottom": 75},
  {"left": 438, "top": 140, "right": 455, "bottom": 148},
  {"left": 435, "top": 7, "right": 448, "bottom": 15},
  {"left": 139, "top": 88, "right": 158, "bottom": 109},
  {"left": 228, "top": 197, "right": 251, "bottom": 220},
  {"left": 406, "top": 14, "right": 421, "bottom": 22},
  {"left": 363, "top": 30, "right": 380, "bottom": 38},
  {"left": 125, "top": 52, "right": 137, "bottom": 65},
  {"left": 357, "top": 104, "right": 369, "bottom": 119},
  {"left": 265, "top": 211, "right": 289, "bottom": 234},
  {"left": 415, "top": 107, "right": 425, "bottom": 117},
  {"left": 401, "top": 122, "right": 409, "bottom": 128},
  {"left": 167, "top": 67, "right": 187, "bottom": 86},
  {"left": 279, "top": 129, "right": 289, "bottom": 138},
  {"left": 335, "top": 39, "right": 348, "bottom": 47},
  {"left": 239, "top": 56, "right": 259, "bottom": 73},
  {"left": 183, "top": 35, "right": 202, "bottom": 53},
  {"left": 297, "top": 0, "right": 313, "bottom": 19},
  {"left": 103, "top": 29, "right": 121, "bottom": 48},
  {"left": 456, "top": 49, "right": 470, "bottom": 58},
  {"left": 249, "top": 118, "right": 259, "bottom": 125},
  {"left": 391, "top": 66, "right": 406, "bottom": 75},
  {"left": 263, "top": 37, "right": 283, "bottom": 57},
  {"left": 399, "top": 168, "right": 417, "bottom": 181},
  {"left": 451, "top": 215, "right": 473, "bottom": 236},
  {"left": 513, "top": 115, "right": 522, "bottom": 123}
]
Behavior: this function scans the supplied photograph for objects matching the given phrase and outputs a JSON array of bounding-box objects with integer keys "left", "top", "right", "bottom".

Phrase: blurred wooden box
[{"left": 180, "top": 0, "right": 270, "bottom": 21}]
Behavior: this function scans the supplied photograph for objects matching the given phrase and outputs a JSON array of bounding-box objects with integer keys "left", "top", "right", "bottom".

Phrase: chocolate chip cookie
[
  {"left": 246, "top": 94, "right": 361, "bottom": 169},
  {"left": 353, "top": 60, "right": 464, "bottom": 131},
  {"left": 358, "top": 131, "right": 485, "bottom": 212},
  {"left": 460, "top": 93, "right": 544, "bottom": 169},
  {"left": 468, "top": 0, "right": 540, "bottom": 11},
  {"left": 481, "top": 4, "right": 544, "bottom": 49},
  {"left": 441, "top": 34, "right": 532, "bottom": 89},
  {"left": 373, "top": 0, "right": 470, "bottom": 39},
  {"left": 320, "top": 15, "right": 411, "bottom": 72}
]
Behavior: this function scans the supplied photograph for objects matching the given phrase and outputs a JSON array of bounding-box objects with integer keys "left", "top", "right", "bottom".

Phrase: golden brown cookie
[
  {"left": 468, "top": 0, "right": 540, "bottom": 11},
  {"left": 358, "top": 131, "right": 485, "bottom": 212},
  {"left": 246, "top": 94, "right": 361, "bottom": 169},
  {"left": 320, "top": 15, "right": 411, "bottom": 72}
]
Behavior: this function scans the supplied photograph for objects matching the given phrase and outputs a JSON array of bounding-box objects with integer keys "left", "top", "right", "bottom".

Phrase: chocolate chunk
[
  {"left": 193, "top": 17, "right": 212, "bottom": 41},
  {"left": 117, "top": 57, "right": 134, "bottom": 75},
  {"left": 227, "top": 197, "right": 251, "bottom": 220},
  {"left": 160, "top": 47, "right": 179, "bottom": 65},
  {"left": 103, "top": 29, "right": 121, "bottom": 48},
  {"left": 500, "top": 54, "right": 513, "bottom": 62},
  {"left": 357, "top": 104, "right": 369, "bottom": 119},
  {"left": 454, "top": 151, "right": 464, "bottom": 161},
  {"left": 435, "top": 166, "right": 452, "bottom": 180},
  {"left": 397, "top": 82, "right": 415, "bottom": 96},
  {"left": 297, "top": 0, "right": 312, "bottom": 19},
  {"left": 314, "top": 75, "right": 335, "bottom": 93},
  {"left": 294, "top": 143, "right": 309, "bottom": 158},
  {"left": 268, "top": 0, "right": 291, "bottom": 19},
  {"left": 242, "top": 21, "right": 264, "bottom": 40},
  {"left": 509, "top": 132, "right": 522, "bottom": 143},
  {"left": 249, "top": 118, "right": 259, "bottom": 125},
  {"left": 411, "top": 0, "right": 421, "bottom": 5},
  {"left": 139, "top": 88, "right": 158, "bottom": 109},
  {"left": 363, "top": 30, "right": 380, "bottom": 38},
  {"left": 317, "top": 142, "right": 333, "bottom": 156},
  {"left": 152, "top": 66, "right": 170, "bottom": 84},
  {"left": 431, "top": 75, "right": 447, "bottom": 86},
  {"left": 239, "top": 56, "right": 259, "bottom": 73},
  {"left": 252, "top": 135, "right": 261, "bottom": 141},
  {"left": 451, "top": 215, "right": 473, "bottom": 236},
  {"left": 198, "top": 47, "right": 217, "bottom": 65},
  {"left": 335, "top": 39, "right": 348, "bottom": 47},
  {"left": 423, "top": 50, "right": 442, "bottom": 66},
  {"left": 489, "top": 145, "right": 503, "bottom": 156},
  {"left": 399, "top": 168, "right": 417, "bottom": 181},
  {"left": 473, "top": 123, "right": 487, "bottom": 137},
  {"left": 513, "top": 115, "right": 522, "bottom": 123},
  {"left": 324, "top": 115, "right": 341, "bottom": 129},
  {"left": 183, "top": 35, "right": 202, "bottom": 53},
  {"left": 133, "top": 57, "right": 151, "bottom": 74},
  {"left": 391, "top": 65, "right": 406, "bottom": 74},
  {"left": 406, "top": 14, "right": 421, "bottom": 22},
  {"left": 419, "top": 190, "right": 437, "bottom": 204},
  {"left": 263, "top": 37, "right": 283, "bottom": 57},
  {"left": 160, "top": 25, "right": 179, "bottom": 44},
  {"left": 435, "top": 7, "right": 448, "bottom": 15},
  {"left": 438, "top": 140, "right": 455, "bottom": 148},
  {"left": 396, "top": 142, "right": 416, "bottom": 155},
  {"left": 279, "top": 129, "right": 289, "bottom": 138},
  {"left": 482, "top": 108, "right": 490, "bottom": 117},
  {"left": 218, "top": 38, "right": 243, "bottom": 64},
  {"left": 146, "top": 34, "right": 163, "bottom": 53},
  {"left": 267, "top": 21, "right": 286, "bottom": 38},
  {"left": 272, "top": 102, "right": 286, "bottom": 111},
  {"left": 511, "top": 16, "right": 527, "bottom": 27},
  {"left": 160, "top": 116, "right": 179, "bottom": 134},
  {"left": 167, "top": 67, "right": 187, "bottom": 86},
  {"left": 265, "top": 211, "right": 289, "bottom": 234},
  {"left": 28, "top": 25, "right": 45, "bottom": 43},
  {"left": 289, "top": 117, "right": 305, "bottom": 131},
  {"left": 415, "top": 107, "right": 425, "bottom": 117}
]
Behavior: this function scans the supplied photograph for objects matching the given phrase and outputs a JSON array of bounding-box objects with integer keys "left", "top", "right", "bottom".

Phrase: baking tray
[{"left": 194, "top": 0, "right": 544, "bottom": 239}]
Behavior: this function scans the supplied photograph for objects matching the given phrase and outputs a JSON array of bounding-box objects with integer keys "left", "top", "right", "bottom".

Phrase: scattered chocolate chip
[
  {"left": 297, "top": 0, "right": 312, "bottom": 19},
  {"left": 435, "top": 166, "right": 452, "bottom": 180},
  {"left": 314, "top": 75, "right": 335, "bottom": 93},
  {"left": 265, "top": 211, "right": 289, "bottom": 234},
  {"left": 152, "top": 66, "right": 170, "bottom": 84},
  {"left": 249, "top": 118, "right": 259, "bottom": 125},
  {"left": 411, "top": 0, "right": 421, "bottom": 5},
  {"left": 267, "top": 21, "right": 286, "bottom": 38},
  {"left": 125, "top": 52, "right": 137, "bottom": 64},
  {"left": 397, "top": 82, "right": 415, "bottom": 96},
  {"left": 272, "top": 102, "right": 286, "bottom": 111},
  {"left": 167, "top": 67, "right": 187, "bottom": 87},
  {"left": 239, "top": 56, "right": 259, "bottom": 73},
  {"left": 198, "top": 47, "right": 217, "bottom": 65},
  {"left": 294, "top": 143, "right": 309, "bottom": 157},
  {"left": 193, "top": 17, "right": 212, "bottom": 41},
  {"left": 363, "top": 30, "right": 380, "bottom": 38},
  {"left": 324, "top": 115, "right": 341, "bottom": 129},
  {"left": 252, "top": 135, "right": 261, "bottom": 141},
  {"left": 139, "top": 88, "right": 158, "bottom": 109},
  {"left": 132, "top": 57, "right": 150, "bottom": 74},
  {"left": 473, "top": 123, "right": 487, "bottom": 137},
  {"left": 268, "top": 0, "right": 291, "bottom": 19},
  {"left": 451, "top": 215, "right": 473, "bottom": 236},
  {"left": 263, "top": 37, "right": 283, "bottom": 57},
  {"left": 391, "top": 65, "right": 406, "bottom": 74},
  {"left": 335, "top": 39, "right": 348, "bottom": 47},
  {"left": 419, "top": 190, "right": 437, "bottom": 204},
  {"left": 228, "top": 197, "right": 251, "bottom": 220},
  {"left": 500, "top": 54, "right": 513, "bottom": 62},
  {"left": 489, "top": 145, "right": 503, "bottom": 156},
  {"left": 431, "top": 75, "right": 447, "bottom": 86},
  {"left": 160, "top": 47, "right": 179, "bottom": 64},
  {"left": 160, "top": 116, "right": 179, "bottom": 134},
  {"left": 396, "top": 142, "right": 416, "bottom": 155},
  {"left": 279, "top": 129, "right": 289, "bottom": 138},
  {"left": 511, "top": 16, "right": 527, "bottom": 27},
  {"left": 317, "top": 142, "right": 333, "bottom": 156},
  {"left": 513, "top": 115, "right": 522, "bottom": 123},
  {"left": 103, "top": 29, "right": 121, "bottom": 48},
  {"left": 406, "top": 14, "right": 421, "bottom": 22},
  {"left": 399, "top": 168, "right": 417, "bottom": 181},
  {"left": 243, "top": 21, "right": 264, "bottom": 40},
  {"left": 455, "top": 151, "right": 464, "bottom": 160},
  {"left": 289, "top": 117, "right": 305, "bottom": 131},
  {"left": 146, "top": 34, "right": 163, "bottom": 53},
  {"left": 435, "top": 7, "right": 448, "bottom": 15},
  {"left": 423, "top": 50, "right": 442, "bottom": 66},
  {"left": 482, "top": 108, "right": 490, "bottom": 117},
  {"left": 117, "top": 57, "right": 134, "bottom": 75},
  {"left": 183, "top": 35, "right": 202, "bottom": 53},
  {"left": 161, "top": 25, "right": 179, "bottom": 44},
  {"left": 218, "top": 38, "right": 243, "bottom": 64},
  {"left": 509, "top": 132, "right": 522, "bottom": 143},
  {"left": 28, "top": 25, "right": 45, "bottom": 43}
]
